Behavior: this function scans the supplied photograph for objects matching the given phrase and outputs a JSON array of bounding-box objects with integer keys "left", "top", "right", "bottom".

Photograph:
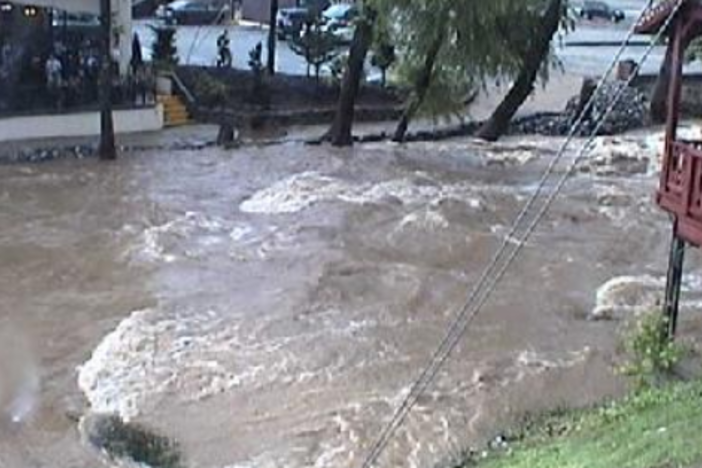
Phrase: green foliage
[
  {"left": 619, "top": 311, "right": 685, "bottom": 389},
  {"left": 367, "top": 0, "right": 570, "bottom": 118},
  {"left": 472, "top": 380, "right": 702, "bottom": 468},
  {"left": 687, "top": 38, "right": 702, "bottom": 64},
  {"left": 289, "top": 21, "right": 341, "bottom": 82},
  {"left": 370, "top": 39, "right": 395, "bottom": 87},
  {"left": 150, "top": 25, "right": 178, "bottom": 70},
  {"left": 190, "top": 71, "right": 228, "bottom": 108}
]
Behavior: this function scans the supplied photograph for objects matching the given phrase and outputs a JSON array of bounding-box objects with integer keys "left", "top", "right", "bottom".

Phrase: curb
[{"left": 564, "top": 40, "right": 652, "bottom": 47}]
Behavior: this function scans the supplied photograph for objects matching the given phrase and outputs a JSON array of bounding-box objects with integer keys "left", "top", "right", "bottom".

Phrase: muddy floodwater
[{"left": 2, "top": 135, "right": 702, "bottom": 468}]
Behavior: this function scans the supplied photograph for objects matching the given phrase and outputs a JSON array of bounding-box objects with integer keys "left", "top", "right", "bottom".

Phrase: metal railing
[{"left": 0, "top": 74, "right": 156, "bottom": 117}]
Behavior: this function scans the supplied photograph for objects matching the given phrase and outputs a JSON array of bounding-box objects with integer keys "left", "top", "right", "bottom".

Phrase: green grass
[{"left": 471, "top": 380, "right": 702, "bottom": 468}]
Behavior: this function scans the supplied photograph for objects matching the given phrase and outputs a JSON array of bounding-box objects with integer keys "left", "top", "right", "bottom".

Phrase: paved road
[{"left": 134, "top": 21, "right": 310, "bottom": 74}]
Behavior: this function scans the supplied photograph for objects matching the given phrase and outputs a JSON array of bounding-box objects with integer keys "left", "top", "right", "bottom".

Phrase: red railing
[{"left": 658, "top": 139, "right": 702, "bottom": 244}]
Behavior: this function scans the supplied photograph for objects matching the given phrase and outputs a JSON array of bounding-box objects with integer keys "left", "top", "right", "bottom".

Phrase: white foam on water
[
  {"left": 240, "top": 172, "right": 483, "bottom": 215},
  {"left": 125, "top": 212, "right": 244, "bottom": 264},
  {"left": 78, "top": 309, "right": 245, "bottom": 420},
  {"left": 591, "top": 275, "right": 664, "bottom": 320},
  {"left": 396, "top": 210, "right": 450, "bottom": 232},
  {"left": 583, "top": 137, "right": 657, "bottom": 177},
  {"left": 240, "top": 172, "right": 355, "bottom": 214},
  {"left": 591, "top": 273, "right": 702, "bottom": 320}
]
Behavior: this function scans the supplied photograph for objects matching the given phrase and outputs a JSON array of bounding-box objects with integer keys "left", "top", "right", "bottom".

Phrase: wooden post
[
  {"left": 267, "top": 0, "right": 278, "bottom": 75},
  {"left": 99, "top": 0, "right": 116, "bottom": 160},
  {"left": 664, "top": 225, "right": 685, "bottom": 338}
]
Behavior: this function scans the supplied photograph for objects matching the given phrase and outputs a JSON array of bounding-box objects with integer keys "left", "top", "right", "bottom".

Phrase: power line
[{"left": 359, "top": 2, "right": 685, "bottom": 467}]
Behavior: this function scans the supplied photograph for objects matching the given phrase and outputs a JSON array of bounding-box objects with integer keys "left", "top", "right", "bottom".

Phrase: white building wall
[{"left": 0, "top": 105, "right": 164, "bottom": 142}]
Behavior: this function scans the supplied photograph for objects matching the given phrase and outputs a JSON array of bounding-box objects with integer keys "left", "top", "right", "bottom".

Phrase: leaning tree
[{"left": 326, "top": 0, "right": 571, "bottom": 146}]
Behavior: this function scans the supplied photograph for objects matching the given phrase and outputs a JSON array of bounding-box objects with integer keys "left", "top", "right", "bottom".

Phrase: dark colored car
[
  {"left": 297, "top": 0, "right": 331, "bottom": 16},
  {"left": 157, "top": 0, "right": 231, "bottom": 26},
  {"left": 579, "top": 1, "right": 625, "bottom": 23},
  {"left": 276, "top": 7, "right": 310, "bottom": 40}
]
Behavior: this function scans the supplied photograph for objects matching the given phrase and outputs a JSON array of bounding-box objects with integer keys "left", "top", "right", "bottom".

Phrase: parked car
[
  {"left": 579, "top": 1, "right": 625, "bottom": 23},
  {"left": 297, "top": 0, "right": 331, "bottom": 16},
  {"left": 320, "top": 3, "right": 358, "bottom": 43},
  {"left": 156, "top": 0, "right": 231, "bottom": 26},
  {"left": 276, "top": 7, "right": 310, "bottom": 40}
]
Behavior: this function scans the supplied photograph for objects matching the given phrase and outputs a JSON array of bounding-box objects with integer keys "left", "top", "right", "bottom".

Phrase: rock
[{"left": 510, "top": 83, "right": 648, "bottom": 138}]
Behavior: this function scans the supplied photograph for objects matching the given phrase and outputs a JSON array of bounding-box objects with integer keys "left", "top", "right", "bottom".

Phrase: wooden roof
[{"left": 635, "top": 0, "right": 686, "bottom": 34}]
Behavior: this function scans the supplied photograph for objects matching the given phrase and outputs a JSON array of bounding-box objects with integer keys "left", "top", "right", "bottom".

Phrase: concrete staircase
[{"left": 158, "top": 95, "right": 191, "bottom": 127}]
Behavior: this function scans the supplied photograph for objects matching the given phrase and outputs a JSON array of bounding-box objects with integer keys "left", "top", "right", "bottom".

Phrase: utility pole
[
  {"left": 267, "top": 0, "right": 278, "bottom": 75},
  {"left": 99, "top": 0, "right": 116, "bottom": 160}
]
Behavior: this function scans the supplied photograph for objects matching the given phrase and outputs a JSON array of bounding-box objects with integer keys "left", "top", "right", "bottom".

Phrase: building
[
  {"left": 6, "top": 0, "right": 133, "bottom": 74},
  {"left": 241, "top": 0, "right": 296, "bottom": 24}
]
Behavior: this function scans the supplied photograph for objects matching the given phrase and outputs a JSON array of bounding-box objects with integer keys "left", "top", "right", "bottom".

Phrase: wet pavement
[{"left": 1, "top": 134, "right": 702, "bottom": 468}]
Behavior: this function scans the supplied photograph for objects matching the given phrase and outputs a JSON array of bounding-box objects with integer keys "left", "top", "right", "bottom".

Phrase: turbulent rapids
[{"left": 2, "top": 134, "right": 702, "bottom": 468}]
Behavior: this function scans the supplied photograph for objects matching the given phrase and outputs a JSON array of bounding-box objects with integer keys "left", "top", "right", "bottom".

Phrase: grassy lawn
[{"left": 471, "top": 380, "right": 702, "bottom": 468}]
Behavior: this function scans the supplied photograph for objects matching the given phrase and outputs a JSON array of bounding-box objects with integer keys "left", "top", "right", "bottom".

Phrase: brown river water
[{"left": 2, "top": 133, "right": 702, "bottom": 468}]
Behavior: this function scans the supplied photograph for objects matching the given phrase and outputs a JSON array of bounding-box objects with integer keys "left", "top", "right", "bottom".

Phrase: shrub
[
  {"left": 150, "top": 25, "right": 178, "bottom": 70},
  {"left": 191, "top": 72, "right": 229, "bottom": 108},
  {"left": 619, "top": 311, "right": 685, "bottom": 389},
  {"left": 289, "top": 21, "right": 340, "bottom": 83},
  {"left": 370, "top": 41, "right": 395, "bottom": 87}
]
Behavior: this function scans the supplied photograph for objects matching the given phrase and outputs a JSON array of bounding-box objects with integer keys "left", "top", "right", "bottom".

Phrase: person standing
[
  {"left": 216, "top": 30, "right": 232, "bottom": 68},
  {"left": 45, "top": 54, "right": 63, "bottom": 109}
]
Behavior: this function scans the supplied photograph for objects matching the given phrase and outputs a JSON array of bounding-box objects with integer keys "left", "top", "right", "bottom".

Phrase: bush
[
  {"left": 370, "top": 41, "right": 395, "bottom": 87},
  {"left": 289, "top": 21, "right": 340, "bottom": 83},
  {"left": 150, "top": 25, "right": 178, "bottom": 70},
  {"left": 619, "top": 311, "right": 685, "bottom": 389},
  {"left": 191, "top": 71, "right": 229, "bottom": 108}
]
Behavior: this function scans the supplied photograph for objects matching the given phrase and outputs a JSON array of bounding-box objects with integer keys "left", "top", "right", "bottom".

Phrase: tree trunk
[
  {"left": 651, "top": 38, "right": 675, "bottom": 124},
  {"left": 476, "top": 0, "right": 563, "bottom": 142},
  {"left": 267, "top": 0, "right": 278, "bottom": 75},
  {"left": 392, "top": 30, "right": 445, "bottom": 143},
  {"left": 328, "top": 9, "right": 375, "bottom": 147},
  {"left": 99, "top": 0, "right": 116, "bottom": 160}
]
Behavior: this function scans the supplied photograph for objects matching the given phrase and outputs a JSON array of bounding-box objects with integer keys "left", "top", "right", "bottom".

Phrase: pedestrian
[
  {"left": 45, "top": 54, "right": 63, "bottom": 109},
  {"left": 130, "top": 33, "right": 143, "bottom": 74},
  {"left": 216, "top": 30, "right": 232, "bottom": 68},
  {"left": 83, "top": 48, "right": 100, "bottom": 104},
  {"left": 130, "top": 33, "right": 145, "bottom": 104}
]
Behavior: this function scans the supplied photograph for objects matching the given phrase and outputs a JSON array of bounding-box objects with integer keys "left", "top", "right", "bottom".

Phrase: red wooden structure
[{"left": 636, "top": 0, "right": 702, "bottom": 335}]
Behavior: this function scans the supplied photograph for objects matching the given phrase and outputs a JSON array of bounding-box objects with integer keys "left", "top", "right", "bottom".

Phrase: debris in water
[{"left": 79, "top": 412, "right": 183, "bottom": 468}]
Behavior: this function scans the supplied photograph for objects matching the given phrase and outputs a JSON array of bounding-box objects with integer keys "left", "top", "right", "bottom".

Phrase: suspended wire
[{"left": 359, "top": 1, "right": 686, "bottom": 467}]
